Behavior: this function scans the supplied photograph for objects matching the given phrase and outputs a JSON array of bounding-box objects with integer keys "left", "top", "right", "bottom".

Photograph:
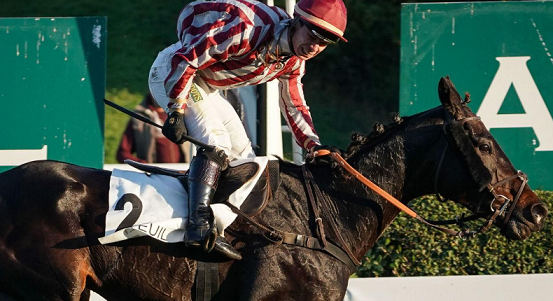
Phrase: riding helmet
[{"left": 294, "top": 0, "right": 348, "bottom": 43}]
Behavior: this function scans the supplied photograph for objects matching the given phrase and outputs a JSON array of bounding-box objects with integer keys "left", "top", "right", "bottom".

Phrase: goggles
[{"left": 301, "top": 19, "right": 340, "bottom": 44}]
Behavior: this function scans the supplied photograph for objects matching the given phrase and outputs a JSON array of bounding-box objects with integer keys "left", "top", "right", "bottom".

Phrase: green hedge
[{"left": 356, "top": 191, "right": 553, "bottom": 277}]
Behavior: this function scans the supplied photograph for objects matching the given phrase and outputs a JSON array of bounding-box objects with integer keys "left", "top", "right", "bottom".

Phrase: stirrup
[
  {"left": 202, "top": 226, "right": 218, "bottom": 253},
  {"left": 206, "top": 222, "right": 242, "bottom": 260},
  {"left": 213, "top": 236, "right": 242, "bottom": 260},
  {"left": 191, "top": 222, "right": 242, "bottom": 260}
]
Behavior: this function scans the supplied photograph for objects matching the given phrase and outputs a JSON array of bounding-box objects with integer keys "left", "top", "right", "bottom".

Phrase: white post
[
  {"left": 283, "top": 0, "right": 302, "bottom": 163},
  {"left": 264, "top": 0, "right": 305, "bottom": 161},
  {"left": 262, "top": 0, "right": 281, "bottom": 158},
  {"left": 264, "top": 81, "right": 284, "bottom": 158},
  {"left": 264, "top": 0, "right": 302, "bottom": 161},
  {"left": 285, "top": 0, "right": 296, "bottom": 16}
]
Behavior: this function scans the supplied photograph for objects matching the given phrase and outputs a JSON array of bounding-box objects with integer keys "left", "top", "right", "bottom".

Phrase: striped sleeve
[
  {"left": 278, "top": 60, "right": 321, "bottom": 150},
  {"left": 165, "top": 1, "right": 263, "bottom": 100}
]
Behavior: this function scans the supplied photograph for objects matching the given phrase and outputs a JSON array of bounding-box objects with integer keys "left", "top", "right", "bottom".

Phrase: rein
[
  {"left": 313, "top": 146, "right": 528, "bottom": 239},
  {"left": 227, "top": 112, "right": 528, "bottom": 272},
  {"left": 313, "top": 149, "right": 475, "bottom": 238}
]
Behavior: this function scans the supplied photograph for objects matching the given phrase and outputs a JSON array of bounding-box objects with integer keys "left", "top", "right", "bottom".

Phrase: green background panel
[
  {"left": 0, "top": 17, "right": 106, "bottom": 171},
  {"left": 400, "top": 2, "right": 553, "bottom": 190}
]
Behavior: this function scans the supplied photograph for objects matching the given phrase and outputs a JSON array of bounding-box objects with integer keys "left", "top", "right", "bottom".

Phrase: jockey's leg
[
  {"left": 185, "top": 148, "right": 222, "bottom": 245},
  {"left": 212, "top": 87, "right": 256, "bottom": 160},
  {"left": 150, "top": 66, "right": 249, "bottom": 259},
  {"left": 180, "top": 85, "right": 251, "bottom": 260},
  {"left": 186, "top": 148, "right": 242, "bottom": 260}
]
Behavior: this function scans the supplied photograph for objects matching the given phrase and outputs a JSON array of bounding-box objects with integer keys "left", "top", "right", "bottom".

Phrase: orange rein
[{"left": 314, "top": 149, "right": 418, "bottom": 218}]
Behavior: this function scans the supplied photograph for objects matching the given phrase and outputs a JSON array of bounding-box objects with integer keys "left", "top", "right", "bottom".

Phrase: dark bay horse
[{"left": 0, "top": 77, "right": 548, "bottom": 301}]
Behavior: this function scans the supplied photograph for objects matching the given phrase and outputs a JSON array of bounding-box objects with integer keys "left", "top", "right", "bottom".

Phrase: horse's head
[
  {"left": 435, "top": 76, "right": 548, "bottom": 240},
  {"left": 342, "top": 76, "right": 547, "bottom": 241}
]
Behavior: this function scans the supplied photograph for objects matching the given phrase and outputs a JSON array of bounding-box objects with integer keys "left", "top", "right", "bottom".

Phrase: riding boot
[{"left": 186, "top": 149, "right": 242, "bottom": 260}]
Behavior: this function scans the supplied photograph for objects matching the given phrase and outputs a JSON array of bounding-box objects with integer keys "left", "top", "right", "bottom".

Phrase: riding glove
[{"left": 162, "top": 111, "right": 188, "bottom": 144}]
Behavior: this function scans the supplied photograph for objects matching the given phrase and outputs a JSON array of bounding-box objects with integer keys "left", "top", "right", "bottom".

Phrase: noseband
[
  {"left": 481, "top": 170, "right": 528, "bottom": 228},
  {"left": 432, "top": 114, "right": 529, "bottom": 237}
]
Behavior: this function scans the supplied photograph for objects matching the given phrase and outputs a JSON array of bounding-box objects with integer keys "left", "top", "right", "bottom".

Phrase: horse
[{"left": 0, "top": 77, "right": 547, "bottom": 301}]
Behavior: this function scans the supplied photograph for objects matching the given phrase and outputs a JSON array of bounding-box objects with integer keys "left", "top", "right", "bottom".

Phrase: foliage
[{"left": 355, "top": 191, "right": 553, "bottom": 277}]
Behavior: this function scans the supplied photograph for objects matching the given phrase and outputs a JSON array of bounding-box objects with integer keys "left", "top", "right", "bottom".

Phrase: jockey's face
[{"left": 291, "top": 23, "right": 330, "bottom": 61}]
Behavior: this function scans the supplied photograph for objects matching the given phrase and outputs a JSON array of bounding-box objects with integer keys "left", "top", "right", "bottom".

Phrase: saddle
[{"left": 124, "top": 159, "right": 280, "bottom": 217}]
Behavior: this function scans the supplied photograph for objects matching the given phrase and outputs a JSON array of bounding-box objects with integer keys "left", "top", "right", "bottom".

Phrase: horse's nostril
[{"left": 531, "top": 203, "right": 549, "bottom": 225}]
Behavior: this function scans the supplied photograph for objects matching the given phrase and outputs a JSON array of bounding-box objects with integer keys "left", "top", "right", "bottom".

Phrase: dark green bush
[{"left": 356, "top": 191, "right": 553, "bottom": 277}]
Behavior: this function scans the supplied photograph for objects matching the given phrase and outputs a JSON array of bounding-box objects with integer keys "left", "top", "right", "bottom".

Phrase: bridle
[
  {"left": 227, "top": 108, "right": 530, "bottom": 273},
  {"left": 484, "top": 171, "right": 528, "bottom": 228},
  {"left": 431, "top": 113, "right": 529, "bottom": 237},
  {"left": 310, "top": 110, "right": 530, "bottom": 241},
  {"left": 289, "top": 111, "right": 530, "bottom": 271}
]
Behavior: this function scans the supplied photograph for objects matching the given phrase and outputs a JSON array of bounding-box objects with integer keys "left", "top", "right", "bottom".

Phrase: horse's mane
[
  {"left": 343, "top": 113, "right": 406, "bottom": 159},
  {"left": 341, "top": 104, "right": 493, "bottom": 191},
  {"left": 277, "top": 106, "right": 446, "bottom": 180},
  {"left": 344, "top": 106, "right": 444, "bottom": 160}
]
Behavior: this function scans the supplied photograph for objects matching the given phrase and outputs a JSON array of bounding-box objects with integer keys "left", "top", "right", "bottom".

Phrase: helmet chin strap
[
  {"left": 264, "top": 18, "right": 301, "bottom": 64},
  {"left": 285, "top": 17, "right": 302, "bottom": 57}
]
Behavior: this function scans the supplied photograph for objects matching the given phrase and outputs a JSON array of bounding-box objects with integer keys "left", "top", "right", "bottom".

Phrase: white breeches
[{"left": 148, "top": 44, "right": 255, "bottom": 161}]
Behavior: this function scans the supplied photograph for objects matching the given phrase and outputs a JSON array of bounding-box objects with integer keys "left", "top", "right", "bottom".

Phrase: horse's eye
[{"left": 479, "top": 144, "right": 491, "bottom": 153}]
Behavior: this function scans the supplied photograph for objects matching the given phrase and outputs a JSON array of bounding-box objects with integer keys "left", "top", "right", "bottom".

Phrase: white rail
[{"left": 91, "top": 274, "right": 553, "bottom": 301}]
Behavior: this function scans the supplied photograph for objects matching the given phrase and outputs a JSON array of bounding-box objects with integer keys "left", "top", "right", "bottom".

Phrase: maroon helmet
[{"left": 294, "top": 0, "right": 348, "bottom": 43}]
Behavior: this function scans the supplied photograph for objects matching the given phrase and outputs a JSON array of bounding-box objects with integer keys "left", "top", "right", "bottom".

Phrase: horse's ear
[{"left": 438, "top": 76, "right": 466, "bottom": 120}]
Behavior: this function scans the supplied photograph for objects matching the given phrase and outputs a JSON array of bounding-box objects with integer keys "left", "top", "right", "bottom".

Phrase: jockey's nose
[{"left": 308, "top": 43, "right": 320, "bottom": 54}]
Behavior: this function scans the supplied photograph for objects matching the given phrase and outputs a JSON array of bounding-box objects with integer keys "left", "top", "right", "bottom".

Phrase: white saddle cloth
[{"left": 99, "top": 157, "right": 269, "bottom": 244}]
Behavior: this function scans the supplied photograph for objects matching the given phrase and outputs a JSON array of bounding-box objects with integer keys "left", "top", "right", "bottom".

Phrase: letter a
[{"left": 477, "top": 57, "right": 553, "bottom": 151}]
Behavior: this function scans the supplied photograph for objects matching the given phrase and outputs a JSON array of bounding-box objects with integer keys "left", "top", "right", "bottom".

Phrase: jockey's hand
[
  {"left": 162, "top": 111, "right": 188, "bottom": 144},
  {"left": 307, "top": 144, "right": 344, "bottom": 160}
]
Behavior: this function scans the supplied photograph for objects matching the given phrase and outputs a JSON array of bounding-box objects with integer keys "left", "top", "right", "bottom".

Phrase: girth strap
[
  {"left": 281, "top": 232, "right": 359, "bottom": 272},
  {"left": 224, "top": 202, "right": 359, "bottom": 273},
  {"left": 302, "top": 169, "right": 328, "bottom": 249},
  {"left": 301, "top": 165, "right": 362, "bottom": 270},
  {"left": 195, "top": 261, "right": 219, "bottom": 301}
]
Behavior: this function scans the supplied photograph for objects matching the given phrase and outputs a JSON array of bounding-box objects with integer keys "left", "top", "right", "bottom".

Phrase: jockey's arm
[{"left": 278, "top": 60, "right": 321, "bottom": 150}]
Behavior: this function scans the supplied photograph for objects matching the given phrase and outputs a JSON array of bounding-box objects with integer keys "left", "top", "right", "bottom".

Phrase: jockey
[{"left": 148, "top": 0, "right": 347, "bottom": 260}]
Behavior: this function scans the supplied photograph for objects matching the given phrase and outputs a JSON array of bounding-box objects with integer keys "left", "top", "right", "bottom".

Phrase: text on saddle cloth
[{"left": 99, "top": 157, "right": 269, "bottom": 245}]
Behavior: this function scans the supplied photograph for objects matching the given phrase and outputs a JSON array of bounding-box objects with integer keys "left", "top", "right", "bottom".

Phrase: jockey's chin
[{"left": 295, "top": 47, "right": 320, "bottom": 61}]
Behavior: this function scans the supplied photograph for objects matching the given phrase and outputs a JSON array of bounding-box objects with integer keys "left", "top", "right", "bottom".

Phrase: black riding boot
[{"left": 186, "top": 150, "right": 242, "bottom": 260}]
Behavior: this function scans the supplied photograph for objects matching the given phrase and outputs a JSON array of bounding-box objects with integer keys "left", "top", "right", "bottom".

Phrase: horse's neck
[
  {"left": 323, "top": 121, "right": 443, "bottom": 261},
  {"left": 305, "top": 137, "right": 408, "bottom": 262}
]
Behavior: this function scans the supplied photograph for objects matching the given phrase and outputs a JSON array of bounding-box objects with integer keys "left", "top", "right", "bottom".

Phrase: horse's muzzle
[
  {"left": 503, "top": 202, "right": 548, "bottom": 240},
  {"left": 528, "top": 202, "right": 548, "bottom": 229}
]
